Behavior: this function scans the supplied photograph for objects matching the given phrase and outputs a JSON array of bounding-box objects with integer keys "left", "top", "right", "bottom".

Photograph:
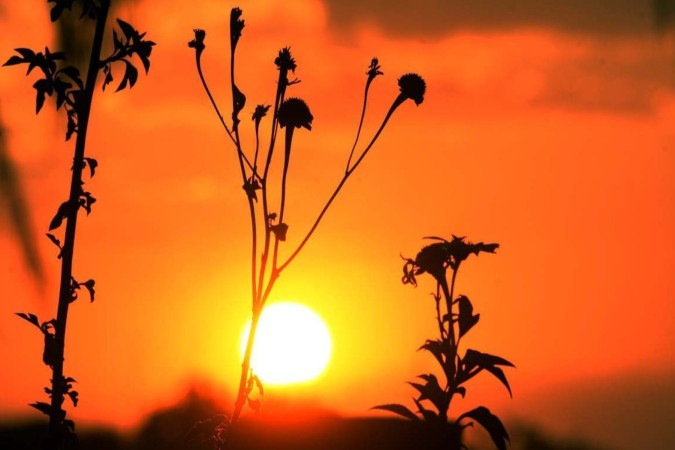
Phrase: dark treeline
[{"left": 1, "top": 392, "right": 612, "bottom": 450}]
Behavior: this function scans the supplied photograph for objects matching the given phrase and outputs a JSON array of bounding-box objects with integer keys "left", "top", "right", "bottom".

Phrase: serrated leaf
[
  {"left": 15, "top": 312, "right": 41, "bottom": 329},
  {"left": 458, "top": 406, "right": 509, "bottom": 450},
  {"left": 29, "top": 401, "right": 52, "bottom": 416},
  {"left": 372, "top": 403, "right": 419, "bottom": 421}
]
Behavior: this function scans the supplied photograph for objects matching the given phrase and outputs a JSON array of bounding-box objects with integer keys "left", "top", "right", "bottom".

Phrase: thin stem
[
  {"left": 345, "top": 78, "right": 372, "bottom": 173},
  {"left": 277, "top": 95, "right": 405, "bottom": 274},
  {"left": 229, "top": 42, "right": 258, "bottom": 310},
  {"left": 272, "top": 127, "right": 293, "bottom": 270},
  {"left": 230, "top": 304, "right": 261, "bottom": 424},
  {"left": 257, "top": 70, "right": 287, "bottom": 304},
  {"left": 195, "top": 52, "right": 254, "bottom": 172},
  {"left": 48, "top": 2, "right": 110, "bottom": 448}
]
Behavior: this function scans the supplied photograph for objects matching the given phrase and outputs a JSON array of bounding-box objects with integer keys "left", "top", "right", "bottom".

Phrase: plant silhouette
[
  {"left": 374, "top": 235, "right": 514, "bottom": 450},
  {"left": 189, "top": 6, "right": 425, "bottom": 446},
  {"left": 4, "top": 1, "right": 154, "bottom": 448}
]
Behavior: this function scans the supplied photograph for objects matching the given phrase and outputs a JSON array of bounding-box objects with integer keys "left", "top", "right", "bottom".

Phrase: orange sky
[{"left": 1, "top": 1, "right": 674, "bottom": 449}]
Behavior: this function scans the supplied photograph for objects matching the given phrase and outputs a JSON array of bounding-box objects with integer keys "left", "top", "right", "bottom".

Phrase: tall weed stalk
[
  {"left": 189, "top": 6, "right": 425, "bottom": 442},
  {"left": 374, "top": 235, "right": 514, "bottom": 450},
  {"left": 5, "top": 1, "right": 154, "bottom": 448}
]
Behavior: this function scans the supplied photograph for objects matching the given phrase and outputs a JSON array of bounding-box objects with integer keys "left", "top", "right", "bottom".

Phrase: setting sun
[{"left": 240, "top": 302, "right": 332, "bottom": 385}]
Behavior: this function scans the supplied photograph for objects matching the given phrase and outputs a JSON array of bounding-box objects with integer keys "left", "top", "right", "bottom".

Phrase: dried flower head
[
  {"left": 398, "top": 73, "right": 426, "bottom": 106},
  {"left": 367, "top": 57, "right": 383, "bottom": 81},
  {"left": 278, "top": 97, "right": 313, "bottom": 130},
  {"left": 275, "top": 47, "right": 297, "bottom": 73},
  {"left": 252, "top": 104, "right": 271, "bottom": 123},
  {"left": 188, "top": 29, "right": 206, "bottom": 54}
]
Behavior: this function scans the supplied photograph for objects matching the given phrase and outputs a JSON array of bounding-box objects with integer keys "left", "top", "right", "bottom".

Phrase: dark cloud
[{"left": 323, "top": 0, "right": 674, "bottom": 38}]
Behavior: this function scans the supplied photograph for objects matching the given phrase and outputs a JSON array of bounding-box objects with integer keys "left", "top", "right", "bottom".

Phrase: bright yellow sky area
[{"left": 1, "top": 1, "right": 673, "bottom": 448}]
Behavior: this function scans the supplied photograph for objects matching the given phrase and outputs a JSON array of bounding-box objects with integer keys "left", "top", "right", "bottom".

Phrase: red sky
[{"left": 1, "top": 1, "right": 674, "bottom": 449}]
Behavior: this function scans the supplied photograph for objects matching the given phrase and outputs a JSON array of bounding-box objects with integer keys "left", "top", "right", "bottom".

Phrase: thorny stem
[{"left": 48, "top": 2, "right": 110, "bottom": 448}]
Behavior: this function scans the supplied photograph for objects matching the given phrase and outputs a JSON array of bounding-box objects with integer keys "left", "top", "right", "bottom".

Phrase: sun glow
[{"left": 240, "top": 302, "right": 332, "bottom": 385}]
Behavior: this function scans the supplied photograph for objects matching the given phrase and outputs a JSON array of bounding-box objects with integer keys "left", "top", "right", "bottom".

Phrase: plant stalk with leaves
[
  {"left": 374, "top": 235, "right": 514, "bottom": 450},
  {"left": 189, "top": 7, "right": 425, "bottom": 441},
  {"left": 4, "top": 1, "right": 154, "bottom": 448}
]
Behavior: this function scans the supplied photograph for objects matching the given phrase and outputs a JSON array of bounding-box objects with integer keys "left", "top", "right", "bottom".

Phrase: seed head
[
  {"left": 275, "top": 47, "right": 297, "bottom": 73},
  {"left": 188, "top": 29, "right": 206, "bottom": 53},
  {"left": 398, "top": 73, "right": 426, "bottom": 106},
  {"left": 278, "top": 98, "right": 313, "bottom": 131}
]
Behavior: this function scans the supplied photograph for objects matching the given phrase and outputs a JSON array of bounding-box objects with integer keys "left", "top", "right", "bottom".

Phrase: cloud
[{"left": 323, "top": 0, "right": 673, "bottom": 38}]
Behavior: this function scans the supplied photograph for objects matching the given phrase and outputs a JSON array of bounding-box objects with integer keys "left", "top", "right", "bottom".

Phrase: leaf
[
  {"left": 102, "top": 64, "right": 113, "bottom": 91},
  {"left": 79, "top": 191, "right": 96, "bottom": 215},
  {"left": 462, "top": 349, "right": 514, "bottom": 396},
  {"left": 84, "top": 157, "right": 98, "bottom": 178},
  {"left": 243, "top": 178, "right": 260, "bottom": 201},
  {"left": 3, "top": 55, "right": 25, "bottom": 66},
  {"left": 270, "top": 223, "right": 288, "bottom": 241},
  {"left": 483, "top": 365, "right": 513, "bottom": 397},
  {"left": 67, "top": 390, "right": 79, "bottom": 407},
  {"left": 412, "top": 374, "right": 448, "bottom": 414},
  {"left": 15, "top": 48, "right": 36, "bottom": 61},
  {"left": 116, "top": 18, "right": 137, "bottom": 41},
  {"left": 59, "top": 66, "right": 83, "bottom": 90},
  {"left": 29, "top": 402, "right": 52, "bottom": 416},
  {"left": 458, "top": 406, "right": 509, "bottom": 450},
  {"left": 49, "top": 201, "right": 75, "bottom": 230},
  {"left": 116, "top": 60, "right": 138, "bottom": 92},
  {"left": 252, "top": 374, "right": 264, "bottom": 396},
  {"left": 413, "top": 398, "right": 438, "bottom": 422},
  {"left": 418, "top": 339, "right": 455, "bottom": 380},
  {"left": 464, "top": 349, "right": 514, "bottom": 370},
  {"left": 81, "top": 279, "right": 95, "bottom": 302},
  {"left": 15, "top": 313, "right": 40, "bottom": 329},
  {"left": 371, "top": 404, "right": 419, "bottom": 421},
  {"left": 457, "top": 295, "right": 480, "bottom": 338},
  {"left": 32, "top": 78, "right": 52, "bottom": 114}
]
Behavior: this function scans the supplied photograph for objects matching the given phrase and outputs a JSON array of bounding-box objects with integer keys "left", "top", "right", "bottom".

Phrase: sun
[{"left": 240, "top": 302, "right": 332, "bottom": 385}]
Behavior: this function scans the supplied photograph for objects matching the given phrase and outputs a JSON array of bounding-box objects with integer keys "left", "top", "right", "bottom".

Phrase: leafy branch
[
  {"left": 4, "top": 2, "right": 154, "bottom": 448},
  {"left": 375, "top": 235, "right": 514, "bottom": 450}
]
